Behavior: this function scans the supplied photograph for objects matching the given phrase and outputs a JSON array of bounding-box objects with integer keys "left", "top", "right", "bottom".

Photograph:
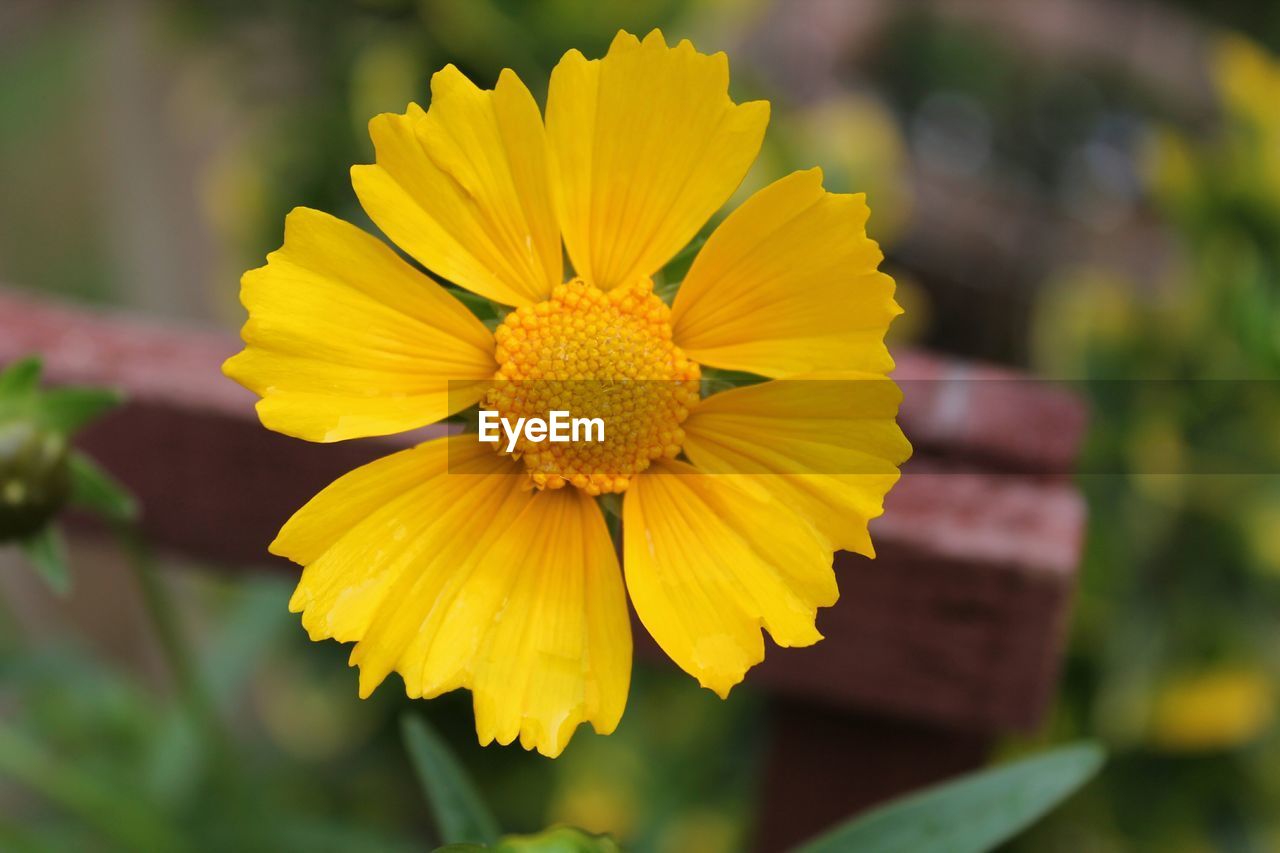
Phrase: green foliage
[
  {"left": 0, "top": 720, "right": 185, "bottom": 851},
  {"left": 403, "top": 715, "right": 503, "bottom": 847},
  {"left": 410, "top": 703, "right": 1098, "bottom": 853},
  {"left": 0, "top": 576, "right": 427, "bottom": 852},
  {"left": 1024, "top": 30, "right": 1280, "bottom": 853},
  {"left": 796, "top": 743, "right": 1104, "bottom": 853}
]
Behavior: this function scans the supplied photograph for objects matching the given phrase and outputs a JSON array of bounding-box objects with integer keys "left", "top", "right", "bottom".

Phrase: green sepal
[
  {"left": 69, "top": 452, "right": 138, "bottom": 523},
  {"left": 0, "top": 354, "right": 122, "bottom": 437},
  {"left": 0, "top": 357, "right": 42, "bottom": 397},
  {"left": 699, "top": 366, "right": 766, "bottom": 398},
  {"left": 446, "top": 285, "right": 509, "bottom": 329},
  {"left": 37, "top": 387, "right": 122, "bottom": 435},
  {"left": 19, "top": 524, "right": 71, "bottom": 596}
]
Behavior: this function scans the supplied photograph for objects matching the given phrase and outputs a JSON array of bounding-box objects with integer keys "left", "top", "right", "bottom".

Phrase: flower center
[{"left": 488, "top": 279, "right": 700, "bottom": 494}]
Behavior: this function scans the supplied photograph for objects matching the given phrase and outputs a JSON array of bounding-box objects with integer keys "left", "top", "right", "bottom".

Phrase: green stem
[{"left": 112, "top": 523, "right": 230, "bottom": 758}]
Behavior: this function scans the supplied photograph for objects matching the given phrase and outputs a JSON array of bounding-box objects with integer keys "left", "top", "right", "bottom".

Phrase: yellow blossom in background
[
  {"left": 349, "top": 37, "right": 425, "bottom": 150},
  {"left": 552, "top": 775, "right": 638, "bottom": 839},
  {"left": 1148, "top": 668, "right": 1275, "bottom": 752},
  {"left": 224, "top": 30, "right": 909, "bottom": 757},
  {"left": 1213, "top": 34, "right": 1280, "bottom": 135},
  {"left": 1146, "top": 35, "right": 1280, "bottom": 217},
  {"left": 1127, "top": 414, "right": 1188, "bottom": 508},
  {"left": 1210, "top": 34, "right": 1280, "bottom": 206},
  {"left": 1143, "top": 127, "right": 1196, "bottom": 210},
  {"left": 786, "top": 94, "right": 914, "bottom": 246},
  {"left": 1244, "top": 494, "right": 1280, "bottom": 577},
  {"left": 1031, "top": 266, "right": 1139, "bottom": 377}
]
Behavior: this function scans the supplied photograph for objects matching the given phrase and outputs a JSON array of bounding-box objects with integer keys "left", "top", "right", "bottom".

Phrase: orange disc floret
[{"left": 488, "top": 279, "right": 701, "bottom": 494}]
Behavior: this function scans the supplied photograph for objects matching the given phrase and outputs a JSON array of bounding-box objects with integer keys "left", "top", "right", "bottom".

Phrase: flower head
[{"left": 225, "top": 30, "right": 910, "bottom": 757}]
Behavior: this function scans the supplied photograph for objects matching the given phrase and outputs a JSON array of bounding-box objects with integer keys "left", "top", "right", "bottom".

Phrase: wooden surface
[
  {"left": 755, "top": 702, "right": 992, "bottom": 851},
  {"left": 0, "top": 286, "right": 1086, "bottom": 734}
]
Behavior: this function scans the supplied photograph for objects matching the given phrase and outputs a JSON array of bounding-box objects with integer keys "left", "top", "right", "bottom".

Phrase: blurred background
[{"left": 2, "top": 0, "right": 1279, "bottom": 850}]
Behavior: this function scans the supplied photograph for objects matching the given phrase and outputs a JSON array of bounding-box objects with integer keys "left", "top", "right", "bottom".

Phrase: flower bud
[{"left": 0, "top": 418, "right": 71, "bottom": 541}]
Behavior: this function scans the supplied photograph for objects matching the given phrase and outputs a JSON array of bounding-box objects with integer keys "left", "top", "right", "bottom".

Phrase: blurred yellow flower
[
  {"left": 787, "top": 94, "right": 914, "bottom": 245},
  {"left": 1149, "top": 668, "right": 1275, "bottom": 752},
  {"left": 1031, "top": 267, "right": 1138, "bottom": 376},
  {"left": 1213, "top": 34, "right": 1280, "bottom": 132},
  {"left": 1244, "top": 494, "right": 1280, "bottom": 577},
  {"left": 224, "top": 30, "right": 908, "bottom": 757},
  {"left": 1211, "top": 34, "right": 1280, "bottom": 204},
  {"left": 349, "top": 37, "right": 425, "bottom": 149},
  {"left": 1128, "top": 414, "right": 1188, "bottom": 507},
  {"left": 1143, "top": 127, "right": 1196, "bottom": 209},
  {"left": 552, "top": 776, "right": 638, "bottom": 839}
]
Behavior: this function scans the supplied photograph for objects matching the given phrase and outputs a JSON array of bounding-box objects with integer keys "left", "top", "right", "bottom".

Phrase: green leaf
[
  {"left": 402, "top": 714, "right": 502, "bottom": 847},
  {"left": 19, "top": 524, "right": 71, "bottom": 595},
  {"left": 37, "top": 387, "right": 122, "bottom": 434},
  {"left": 795, "top": 742, "right": 1105, "bottom": 853},
  {"left": 68, "top": 452, "right": 137, "bottom": 522},
  {"left": 0, "top": 357, "right": 42, "bottom": 396}
]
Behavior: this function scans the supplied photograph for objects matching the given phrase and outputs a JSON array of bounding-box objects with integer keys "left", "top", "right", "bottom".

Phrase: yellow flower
[
  {"left": 224, "top": 30, "right": 910, "bottom": 757},
  {"left": 1149, "top": 668, "right": 1275, "bottom": 752},
  {"left": 1213, "top": 33, "right": 1280, "bottom": 132}
]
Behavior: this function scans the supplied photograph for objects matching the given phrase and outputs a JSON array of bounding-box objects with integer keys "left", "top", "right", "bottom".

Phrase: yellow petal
[
  {"left": 223, "top": 208, "right": 494, "bottom": 442},
  {"left": 276, "top": 437, "right": 629, "bottom": 758},
  {"left": 351, "top": 66, "right": 561, "bottom": 307},
  {"left": 623, "top": 459, "right": 834, "bottom": 697},
  {"left": 468, "top": 487, "right": 631, "bottom": 756},
  {"left": 546, "top": 30, "right": 769, "bottom": 291},
  {"left": 671, "top": 168, "right": 899, "bottom": 376},
  {"left": 682, "top": 377, "right": 911, "bottom": 557}
]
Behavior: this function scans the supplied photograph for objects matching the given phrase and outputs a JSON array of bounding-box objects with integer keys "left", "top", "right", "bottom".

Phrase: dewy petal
[
  {"left": 223, "top": 208, "right": 494, "bottom": 442},
  {"left": 623, "top": 458, "right": 835, "bottom": 698},
  {"left": 276, "top": 437, "right": 630, "bottom": 758},
  {"left": 546, "top": 30, "right": 769, "bottom": 291},
  {"left": 467, "top": 485, "right": 630, "bottom": 756},
  {"left": 351, "top": 66, "right": 561, "bottom": 307},
  {"left": 682, "top": 377, "right": 911, "bottom": 557},
  {"left": 671, "top": 168, "right": 900, "bottom": 377}
]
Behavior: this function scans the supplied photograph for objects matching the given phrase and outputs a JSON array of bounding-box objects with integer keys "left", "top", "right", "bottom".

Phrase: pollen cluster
[{"left": 488, "top": 279, "right": 700, "bottom": 494}]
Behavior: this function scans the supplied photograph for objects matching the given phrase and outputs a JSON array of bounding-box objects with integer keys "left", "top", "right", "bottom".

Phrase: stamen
[{"left": 488, "top": 279, "right": 700, "bottom": 494}]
